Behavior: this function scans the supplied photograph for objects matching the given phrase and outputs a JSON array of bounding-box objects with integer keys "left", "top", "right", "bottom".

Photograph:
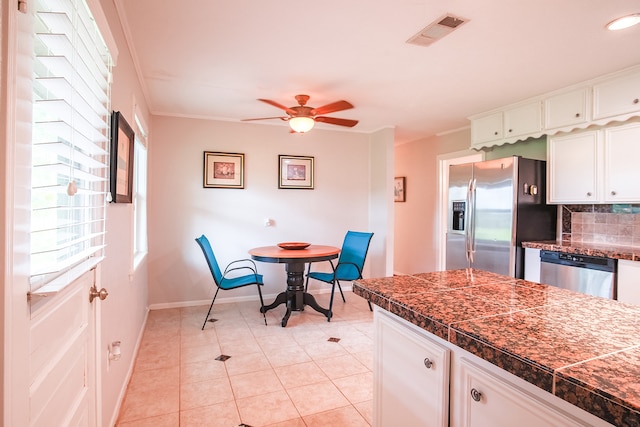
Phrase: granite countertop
[
  {"left": 522, "top": 240, "right": 640, "bottom": 261},
  {"left": 353, "top": 269, "right": 640, "bottom": 427}
]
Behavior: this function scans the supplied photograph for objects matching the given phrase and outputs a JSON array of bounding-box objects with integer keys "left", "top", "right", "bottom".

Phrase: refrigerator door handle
[
  {"left": 468, "top": 178, "right": 477, "bottom": 264},
  {"left": 465, "top": 178, "right": 473, "bottom": 262}
]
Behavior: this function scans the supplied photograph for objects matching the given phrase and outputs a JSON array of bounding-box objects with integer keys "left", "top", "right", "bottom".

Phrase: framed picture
[
  {"left": 279, "top": 155, "right": 314, "bottom": 189},
  {"left": 394, "top": 176, "right": 406, "bottom": 202},
  {"left": 203, "top": 151, "right": 244, "bottom": 188},
  {"left": 110, "top": 111, "right": 135, "bottom": 203}
]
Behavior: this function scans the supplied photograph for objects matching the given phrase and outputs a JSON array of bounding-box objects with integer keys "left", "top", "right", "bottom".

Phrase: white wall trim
[
  {"left": 107, "top": 307, "right": 148, "bottom": 427},
  {"left": 147, "top": 287, "right": 352, "bottom": 311}
]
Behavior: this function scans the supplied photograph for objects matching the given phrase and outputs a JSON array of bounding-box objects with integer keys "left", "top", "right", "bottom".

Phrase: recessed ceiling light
[{"left": 606, "top": 13, "right": 640, "bottom": 30}]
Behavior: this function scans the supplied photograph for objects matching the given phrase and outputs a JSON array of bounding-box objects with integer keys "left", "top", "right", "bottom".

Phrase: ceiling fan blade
[
  {"left": 311, "top": 100, "right": 354, "bottom": 116},
  {"left": 258, "top": 99, "right": 297, "bottom": 115},
  {"left": 241, "top": 116, "right": 288, "bottom": 122},
  {"left": 315, "top": 116, "right": 359, "bottom": 127}
]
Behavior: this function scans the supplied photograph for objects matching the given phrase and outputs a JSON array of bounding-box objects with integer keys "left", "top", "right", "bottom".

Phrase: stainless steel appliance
[
  {"left": 446, "top": 156, "right": 557, "bottom": 278},
  {"left": 539, "top": 250, "right": 616, "bottom": 299}
]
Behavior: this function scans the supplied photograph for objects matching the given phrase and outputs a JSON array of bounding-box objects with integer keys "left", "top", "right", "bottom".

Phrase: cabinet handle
[
  {"left": 508, "top": 129, "right": 513, "bottom": 133},
  {"left": 494, "top": 131, "right": 498, "bottom": 135},
  {"left": 611, "top": 190, "right": 617, "bottom": 196},
  {"left": 587, "top": 192, "right": 592, "bottom": 197},
  {"left": 423, "top": 357, "right": 433, "bottom": 369},
  {"left": 634, "top": 98, "right": 639, "bottom": 105},
  {"left": 471, "top": 388, "right": 482, "bottom": 402},
  {"left": 575, "top": 113, "right": 580, "bottom": 118}
]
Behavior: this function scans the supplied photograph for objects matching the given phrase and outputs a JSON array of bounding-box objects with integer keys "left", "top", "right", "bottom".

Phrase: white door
[
  {"left": 6, "top": 5, "right": 104, "bottom": 426},
  {"left": 28, "top": 271, "right": 100, "bottom": 427}
]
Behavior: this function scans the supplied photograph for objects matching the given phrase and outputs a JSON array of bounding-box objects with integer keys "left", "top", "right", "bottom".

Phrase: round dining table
[{"left": 249, "top": 244, "right": 340, "bottom": 327}]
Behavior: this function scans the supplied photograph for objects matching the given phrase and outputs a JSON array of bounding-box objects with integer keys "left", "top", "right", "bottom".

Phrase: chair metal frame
[
  {"left": 195, "top": 235, "right": 267, "bottom": 329},
  {"left": 304, "top": 231, "right": 374, "bottom": 320}
]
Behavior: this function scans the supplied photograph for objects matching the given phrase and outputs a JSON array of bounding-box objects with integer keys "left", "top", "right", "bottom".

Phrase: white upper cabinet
[
  {"left": 470, "top": 101, "right": 541, "bottom": 149},
  {"left": 603, "top": 122, "right": 640, "bottom": 203},
  {"left": 544, "top": 88, "right": 589, "bottom": 130},
  {"left": 593, "top": 69, "right": 640, "bottom": 120},
  {"left": 471, "top": 112, "right": 503, "bottom": 146},
  {"left": 548, "top": 122, "right": 640, "bottom": 204},
  {"left": 469, "top": 65, "right": 640, "bottom": 149},
  {"left": 504, "top": 101, "right": 542, "bottom": 139},
  {"left": 547, "top": 130, "right": 599, "bottom": 204}
]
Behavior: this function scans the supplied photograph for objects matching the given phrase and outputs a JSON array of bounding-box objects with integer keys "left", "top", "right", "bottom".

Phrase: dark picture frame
[
  {"left": 110, "top": 111, "right": 135, "bottom": 203},
  {"left": 279, "top": 155, "right": 314, "bottom": 189},
  {"left": 394, "top": 176, "right": 406, "bottom": 202},
  {"left": 203, "top": 151, "right": 245, "bottom": 188}
]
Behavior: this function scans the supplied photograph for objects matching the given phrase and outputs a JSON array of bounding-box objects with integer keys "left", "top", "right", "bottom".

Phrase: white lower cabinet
[
  {"left": 375, "top": 309, "right": 450, "bottom": 427},
  {"left": 618, "top": 259, "right": 640, "bottom": 306},
  {"left": 524, "top": 247, "right": 541, "bottom": 283},
  {"left": 456, "top": 358, "right": 587, "bottom": 427},
  {"left": 374, "top": 308, "right": 614, "bottom": 427}
]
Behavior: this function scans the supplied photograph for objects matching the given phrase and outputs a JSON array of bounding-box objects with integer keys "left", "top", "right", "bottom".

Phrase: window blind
[{"left": 31, "top": 0, "right": 112, "bottom": 289}]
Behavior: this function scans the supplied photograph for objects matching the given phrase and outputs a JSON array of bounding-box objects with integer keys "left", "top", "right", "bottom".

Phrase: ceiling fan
[{"left": 242, "top": 94, "right": 359, "bottom": 133}]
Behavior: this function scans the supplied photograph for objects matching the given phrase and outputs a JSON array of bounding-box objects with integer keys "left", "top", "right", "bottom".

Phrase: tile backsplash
[{"left": 562, "top": 204, "right": 640, "bottom": 247}]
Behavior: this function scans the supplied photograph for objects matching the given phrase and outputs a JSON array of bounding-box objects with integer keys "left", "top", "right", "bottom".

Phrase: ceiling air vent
[{"left": 406, "top": 14, "right": 468, "bottom": 47}]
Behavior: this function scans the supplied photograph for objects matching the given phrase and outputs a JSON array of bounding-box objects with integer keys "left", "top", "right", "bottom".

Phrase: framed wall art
[
  {"left": 110, "top": 111, "right": 135, "bottom": 203},
  {"left": 203, "top": 151, "right": 245, "bottom": 188},
  {"left": 279, "top": 155, "right": 314, "bottom": 189},
  {"left": 394, "top": 176, "right": 406, "bottom": 202}
]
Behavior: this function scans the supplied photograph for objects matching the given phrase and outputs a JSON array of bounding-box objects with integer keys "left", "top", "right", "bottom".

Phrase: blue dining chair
[
  {"left": 195, "top": 235, "right": 267, "bottom": 329},
  {"left": 305, "top": 231, "right": 374, "bottom": 320}
]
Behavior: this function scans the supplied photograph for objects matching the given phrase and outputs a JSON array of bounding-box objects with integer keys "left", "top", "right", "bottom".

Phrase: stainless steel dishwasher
[{"left": 539, "top": 250, "right": 617, "bottom": 299}]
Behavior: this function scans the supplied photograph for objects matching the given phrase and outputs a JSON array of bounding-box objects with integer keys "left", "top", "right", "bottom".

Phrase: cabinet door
[
  {"left": 593, "top": 70, "right": 640, "bottom": 120},
  {"left": 457, "top": 358, "right": 584, "bottom": 427},
  {"left": 504, "top": 101, "right": 542, "bottom": 138},
  {"left": 471, "top": 112, "right": 503, "bottom": 145},
  {"left": 604, "top": 122, "right": 640, "bottom": 203},
  {"left": 375, "top": 311, "right": 450, "bottom": 427},
  {"left": 547, "top": 131, "right": 599, "bottom": 203},
  {"left": 544, "top": 88, "right": 589, "bottom": 130},
  {"left": 618, "top": 260, "right": 640, "bottom": 306}
]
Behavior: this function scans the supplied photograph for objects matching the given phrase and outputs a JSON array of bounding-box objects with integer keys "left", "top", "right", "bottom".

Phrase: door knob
[{"left": 89, "top": 285, "right": 108, "bottom": 302}]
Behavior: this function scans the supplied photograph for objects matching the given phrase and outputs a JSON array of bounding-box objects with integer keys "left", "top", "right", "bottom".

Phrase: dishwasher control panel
[{"left": 556, "top": 252, "right": 610, "bottom": 266}]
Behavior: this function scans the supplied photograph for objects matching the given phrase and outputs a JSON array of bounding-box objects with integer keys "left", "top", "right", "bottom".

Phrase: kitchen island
[{"left": 353, "top": 269, "right": 640, "bottom": 426}]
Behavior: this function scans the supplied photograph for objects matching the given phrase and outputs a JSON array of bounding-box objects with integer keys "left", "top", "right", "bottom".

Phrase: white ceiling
[{"left": 114, "top": 0, "right": 640, "bottom": 144}]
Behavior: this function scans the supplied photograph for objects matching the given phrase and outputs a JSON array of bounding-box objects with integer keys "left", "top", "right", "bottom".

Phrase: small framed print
[
  {"left": 203, "top": 151, "right": 244, "bottom": 189},
  {"left": 110, "top": 111, "right": 135, "bottom": 203},
  {"left": 394, "top": 176, "right": 406, "bottom": 202},
  {"left": 279, "top": 155, "right": 314, "bottom": 189}
]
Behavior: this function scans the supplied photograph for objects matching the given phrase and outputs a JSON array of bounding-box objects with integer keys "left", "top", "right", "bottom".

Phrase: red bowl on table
[{"left": 277, "top": 242, "right": 311, "bottom": 250}]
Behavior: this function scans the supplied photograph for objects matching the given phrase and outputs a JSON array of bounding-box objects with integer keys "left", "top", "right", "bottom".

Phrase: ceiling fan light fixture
[
  {"left": 606, "top": 13, "right": 640, "bottom": 30},
  {"left": 289, "top": 116, "right": 315, "bottom": 133}
]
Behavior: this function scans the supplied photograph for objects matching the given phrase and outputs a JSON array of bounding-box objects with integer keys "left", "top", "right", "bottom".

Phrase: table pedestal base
[{"left": 260, "top": 262, "right": 331, "bottom": 326}]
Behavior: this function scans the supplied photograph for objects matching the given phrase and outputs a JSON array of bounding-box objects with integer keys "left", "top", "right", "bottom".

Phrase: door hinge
[{"left": 18, "top": 0, "right": 27, "bottom": 13}]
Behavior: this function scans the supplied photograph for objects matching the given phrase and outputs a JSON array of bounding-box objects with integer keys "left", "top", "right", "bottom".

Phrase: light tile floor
[{"left": 116, "top": 291, "right": 374, "bottom": 426}]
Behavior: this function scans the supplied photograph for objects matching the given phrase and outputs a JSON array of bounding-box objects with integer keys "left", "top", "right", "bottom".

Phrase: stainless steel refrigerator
[{"left": 445, "top": 156, "right": 557, "bottom": 278}]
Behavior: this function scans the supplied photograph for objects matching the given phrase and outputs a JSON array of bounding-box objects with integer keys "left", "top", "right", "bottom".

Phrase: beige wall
[
  {"left": 96, "top": 0, "right": 152, "bottom": 425},
  {"left": 393, "top": 129, "right": 471, "bottom": 274},
  {"left": 147, "top": 117, "right": 389, "bottom": 306}
]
